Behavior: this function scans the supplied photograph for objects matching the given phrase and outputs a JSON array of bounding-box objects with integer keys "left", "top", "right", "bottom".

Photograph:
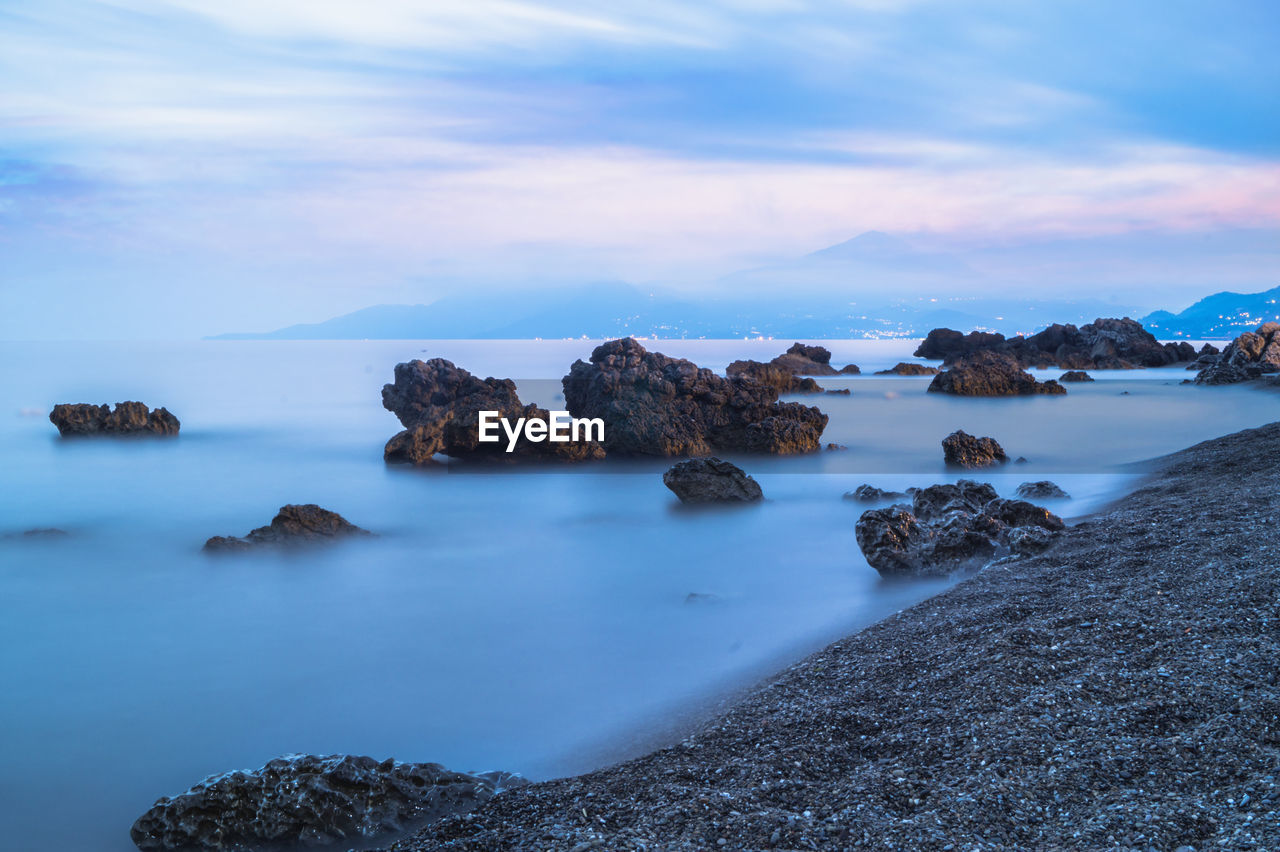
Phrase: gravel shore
[{"left": 388, "top": 423, "right": 1280, "bottom": 851}]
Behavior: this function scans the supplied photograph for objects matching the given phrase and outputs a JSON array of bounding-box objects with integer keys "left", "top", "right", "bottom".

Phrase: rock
[
  {"left": 928, "top": 351, "right": 1067, "bottom": 397},
  {"left": 843, "top": 484, "right": 907, "bottom": 502},
  {"left": 1, "top": 527, "right": 69, "bottom": 541},
  {"left": 203, "top": 505, "right": 371, "bottom": 552},
  {"left": 826, "top": 442, "right": 848, "bottom": 451},
  {"left": 382, "top": 359, "right": 605, "bottom": 465},
  {"left": 662, "top": 458, "right": 763, "bottom": 504},
  {"left": 1194, "top": 323, "right": 1280, "bottom": 385},
  {"left": 563, "top": 338, "right": 828, "bottom": 456},
  {"left": 1199, "top": 343, "right": 1221, "bottom": 357},
  {"left": 855, "top": 481, "right": 1064, "bottom": 578},
  {"left": 725, "top": 360, "right": 824, "bottom": 393},
  {"left": 1015, "top": 481, "right": 1071, "bottom": 500},
  {"left": 874, "top": 362, "right": 940, "bottom": 376},
  {"left": 915, "top": 317, "right": 1193, "bottom": 370},
  {"left": 48, "top": 402, "right": 179, "bottom": 437},
  {"left": 129, "top": 754, "right": 521, "bottom": 852},
  {"left": 942, "top": 430, "right": 1007, "bottom": 469},
  {"left": 824, "top": 388, "right": 851, "bottom": 395},
  {"left": 1058, "top": 370, "right": 1094, "bottom": 382}
]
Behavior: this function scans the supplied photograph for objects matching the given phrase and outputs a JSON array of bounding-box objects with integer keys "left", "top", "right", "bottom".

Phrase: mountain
[{"left": 1141, "top": 285, "right": 1280, "bottom": 338}]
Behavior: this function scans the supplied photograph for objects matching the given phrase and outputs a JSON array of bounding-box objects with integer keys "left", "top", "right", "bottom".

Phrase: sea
[{"left": 2, "top": 338, "right": 1278, "bottom": 852}]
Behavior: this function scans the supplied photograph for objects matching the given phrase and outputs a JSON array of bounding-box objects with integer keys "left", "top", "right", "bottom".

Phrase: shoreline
[{"left": 386, "top": 422, "right": 1280, "bottom": 851}]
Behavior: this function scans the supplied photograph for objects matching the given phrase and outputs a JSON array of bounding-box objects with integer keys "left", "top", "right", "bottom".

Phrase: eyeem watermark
[{"left": 477, "top": 410, "right": 604, "bottom": 452}]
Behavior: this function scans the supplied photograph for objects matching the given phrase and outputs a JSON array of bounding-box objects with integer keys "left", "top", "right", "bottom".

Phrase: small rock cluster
[
  {"left": 915, "top": 317, "right": 1196, "bottom": 369},
  {"left": 48, "top": 401, "right": 179, "bottom": 436},
  {"left": 928, "top": 351, "right": 1067, "bottom": 397}
]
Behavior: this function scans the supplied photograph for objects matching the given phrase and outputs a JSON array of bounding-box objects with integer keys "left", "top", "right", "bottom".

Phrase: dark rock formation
[
  {"left": 843, "top": 484, "right": 908, "bottom": 503},
  {"left": 855, "top": 480, "right": 1064, "bottom": 578},
  {"left": 727, "top": 343, "right": 859, "bottom": 387},
  {"left": 203, "top": 505, "right": 371, "bottom": 552},
  {"left": 663, "top": 458, "right": 763, "bottom": 504},
  {"left": 1058, "top": 370, "right": 1094, "bottom": 382},
  {"left": 381, "top": 359, "right": 605, "bottom": 465},
  {"left": 915, "top": 317, "right": 1195, "bottom": 370},
  {"left": 874, "top": 362, "right": 940, "bottom": 376},
  {"left": 130, "top": 754, "right": 521, "bottom": 852},
  {"left": 563, "top": 339, "right": 828, "bottom": 456},
  {"left": 1194, "top": 322, "right": 1280, "bottom": 385},
  {"left": 942, "top": 430, "right": 1007, "bottom": 469},
  {"left": 724, "top": 360, "right": 823, "bottom": 394},
  {"left": 1015, "top": 481, "right": 1071, "bottom": 500},
  {"left": 48, "top": 402, "right": 179, "bottom": 437},
  {"left": 928, "top": 351, "right": 1067, "bottom": 397},
  {"left": 1199, "top": 343, "right": 1221, "bottom": 357},
  {"left": 1, "top": 527, "right": 69, "bottom": 541}
]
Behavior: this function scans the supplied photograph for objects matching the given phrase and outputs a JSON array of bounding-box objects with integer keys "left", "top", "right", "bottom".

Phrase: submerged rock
[
  {"left": 49, "top": 402, "right": 179, "bottom": 437},
  {"left": 1193, "top": 323, "right": 1280, "bottom": 385},
  {"left": 928, "top": 351, "right": 1067, "bottom": 397},
  {"left": 1, "top": 527, "right": 69, "bottom": 541},
  {"left": 1058, "top": 370, "right": 1094, "bottom": 382},
  {"left": 563, "top": 338, "right": 828, "bottom": 456},
  {"left": 854, "top": 481, "right": 1064, "bottom": 578},
  {"left": 130, "top": 754, "right": 521, "bottom": 852},
  {"left": 203, "top": 504, "right": 371, "bottom": 552},
  {"left": 915, "top": 317, "right": 1193, "bottom": 370},
  {"left": 843, "top": 484, "right": 907, "bottom": 502},
  {"left": 874, "top": 362, "right": 940, "bottom": 376},
  {"left": 1016, "top": 481, "right": 1071, "bottom": 500},
  {"left": 942, "top": 430, "right": 1007, "bottom": 469},
  {"left": 663, "top": 458, "right": 763, "bottom": 504},
  {"left": 382, "top": 359, "right": 605, "bottom": 465}
]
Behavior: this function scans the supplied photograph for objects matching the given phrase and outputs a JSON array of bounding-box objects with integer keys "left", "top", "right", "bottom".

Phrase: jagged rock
[
  {"left": 382, "top": 359, "right": 605, "bottom": 465},
  {"left": 928, "top": 351, "right": 1067, "bottom": 397},
  {"left": 915, "top": 317, "right": 1194, "bottom": 370},
  {"left": 728, "top": 343, "right": 859, "bottom": 384},
  {"left": 130, "top": 754, "right": 522, "bottom": 852},
  {"left": 48, "top": 402, "right": 179, "bottom": 437},
  {"left": 663, "top": 458, "right": 763, "bottom": 504},
  {"left": 1058, "top": 370, "right": 1094, "bottom": 382},
  {"left": 825, "top": 388, "right": 851, "bottom": 395},
  {"left": 563, "top": 339, "right": 827, "bottom": 456},
  {"left": 1199, "top": 343, "right": 1221, "bottom": 357},
  {"left": 725, "top": 360, "right": 824, "bottom": 393},
  {"left": 1194, "top": 323, "right": 1280, "bottom": 385},
  {"left": 203, "top": 505, "right": 371, "bottom": 552},
  {"left": 843, "top": 484, "right": 907, "bottom": 503},
  {"left": 874, "top": 362, "right": 940, "bottom": 376},
  {"left": 854, "top": 481, "right": 1064, "bottom": 578},
  {"left": 1015, "top": 481, "right": 1071, "bottom": 500},
  {"left": 942, "top": 430, "right": 1007, "bottom": 469}
]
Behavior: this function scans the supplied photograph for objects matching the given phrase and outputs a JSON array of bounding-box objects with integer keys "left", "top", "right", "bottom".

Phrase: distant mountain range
[
  {"left": 211, "top": 232, "right": 1274, "bottom": 341},
  {"left": 1141, "top": 285, "right": 1280, "bottom": 338}
]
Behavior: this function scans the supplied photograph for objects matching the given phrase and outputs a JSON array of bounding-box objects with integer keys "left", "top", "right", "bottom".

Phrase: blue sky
[{"left": 1, "top": 0, "right": 1277, "bottom": 337}]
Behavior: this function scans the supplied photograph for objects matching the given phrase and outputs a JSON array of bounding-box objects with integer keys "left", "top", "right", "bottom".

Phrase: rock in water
[
  {"left": 663, "top": 458, "right": 763, "bottom": 504},
  {"left": 130, "top": 754, "right": 521, "bottom": 852},
  {"left": 1016, "top": 481, "right": 1071, "bottom": 500},
  {"left": 204, "top": 504, "right": 371, "bottom": 552},
  {"left": 724, "top": 360, "right": 824, "bottom": 393},
  {"left": 854, "top": 481, "right": 1065, "bottom": 578},
  {"left": 382, "top": 359, "right": 605, "bottom": 465},
  {"left": 843, "top": 484, "right": 907, "bottom": 502},
  {"left": 562, "top": 338, "right": 827, "bottom": 456},
  {"left": 1058, "top": 370, "right": 1094, "bottom": 382},
  {"left": 1194, "top": 322, "right": 1280, "bottom": 385},
  {"left": 874, "top": 362, "right": 940, "bottom": 376},
  {"left": 915, "top": 317, "right": 1193, "bottom": 370},
  {"left": 48, "top": 402, "right": 179, "bottom": 437},
  {"left": 725, "top": 342, "right": 859, "bottom": 387},
  {"left": 928, "top": 351, "right": 1067, "bottom": 397},
  {"left": 942, "top": 430, "right": 1008, "bottom": 468}
]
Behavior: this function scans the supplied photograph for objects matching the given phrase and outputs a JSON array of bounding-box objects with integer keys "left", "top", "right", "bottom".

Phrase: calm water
[{"left": 2, "top": 339, "right": 1277, "bottom": 852}]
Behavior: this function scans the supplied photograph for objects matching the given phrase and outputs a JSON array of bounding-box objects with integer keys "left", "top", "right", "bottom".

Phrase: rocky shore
[{"left": 383, "top": 422, "right": 1280, "bottom": 851}]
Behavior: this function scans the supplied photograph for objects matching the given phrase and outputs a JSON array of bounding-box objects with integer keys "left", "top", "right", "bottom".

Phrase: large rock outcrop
[
  {"left": 49, "top": 402, "right": 179, "bottom": 437},
  {"left": 855, "top": 481, "right": 1065, "bottom": 578},
  {"left": 942, "top": 430, "right": 1007, "bottom": 468},
  {"left": 1193, "top": 323, "right": 1280, "bottom": 385},
  {"left": 915, "top": 318, "right": 1195, "bottom": 370},
  {"left": 563, "top": 338, "right": 828, "bottom": 456},
  {"left": 203, "top": 505, "right": 371, "bottom": 552},
  {"left": 382, "top": 359, "right": 605, "bottom": 465},
  {"left": 130, "top": 754, "right": 521, "bottom": 852},
  {"left": 663, "top": 458, "right": 763, "bottom": 504},
  {"left": 928, "top": 351, "right": 1067, "bottom": 397}
]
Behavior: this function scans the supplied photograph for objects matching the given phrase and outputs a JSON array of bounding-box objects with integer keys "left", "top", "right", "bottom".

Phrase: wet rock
[
  {"left": 844, "top": 484, "right": 907, "bottom": 503},
  {"left": 1194, "top": 323, "right": 1280, "bottom": 385},
  {"left": 1015, "top": 481, "right": 1071, "bottom": 500},
  {"left": 916, "top": 317, "right": 1192, "bottom": 370},
  {"left": 203, "top": 504, "right": 371, "bottom": 552},
  {"left": 382, "top": 359, "right": 605, "bottom": 465},
  {"left": 874, "top": 362, "right": 940, "bottom": 376},
  {"left": 855, "top": 481, "right": 1064, "bottom": 578},
  {"left": 563, "top": 338, "right": 828, "bottom": 456},
  {"left": 49, "top": 402, "right": 180, "bottom": 437},
  {"left": 725, "top": 360, "right": 823, "bottom": 393},
  {"left": 663, "top": 458, "right": 763, "bottom": 504},
  {"left": 824, "top": 388, "right": 851, "bottom": 395},
  {"left": 942, "top": 430, "right": 1007, "bottom": 469},
  {"left": 130, "top": 754, "right": 521, "bottom": 852},
  {"left": 928, "top": 351, "right": 1067, "bottom": 397},
  {"left": 1058, "top": 370, "right": 1094, "bottom": 382}
]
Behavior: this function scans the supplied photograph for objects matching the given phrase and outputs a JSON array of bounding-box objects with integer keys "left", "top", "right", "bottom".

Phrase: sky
[{"left": 1, "top": 0, "right": 1278, "bottom": 338}]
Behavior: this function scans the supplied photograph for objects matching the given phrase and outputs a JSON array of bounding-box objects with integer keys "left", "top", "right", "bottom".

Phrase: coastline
[{"left": 387, "top": 422, "right": 1280, "bottom": 851}]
